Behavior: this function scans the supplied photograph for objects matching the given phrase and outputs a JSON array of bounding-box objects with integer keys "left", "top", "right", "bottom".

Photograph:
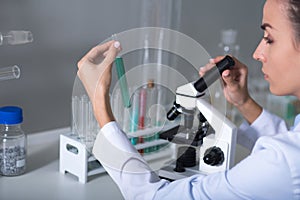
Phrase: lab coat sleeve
[
  {"left": 92, "top": 121, "right": 170, "bottom": 200},
  {"left": 237, "top": 109, "right": 288, "bottom": 150}
]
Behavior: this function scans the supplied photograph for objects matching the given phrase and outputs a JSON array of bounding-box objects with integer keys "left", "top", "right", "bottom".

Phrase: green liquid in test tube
[
  {"left": 115, "top": 57, "right": 131, "bottom": 108},
  {"left": 130, "top": 90, "right": 139, "bottom": 145}
]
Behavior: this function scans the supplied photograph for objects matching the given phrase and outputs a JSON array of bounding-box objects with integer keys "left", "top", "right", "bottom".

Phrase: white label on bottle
[{"left": 16, "top": 159, "right": 25, "bottom": 167}]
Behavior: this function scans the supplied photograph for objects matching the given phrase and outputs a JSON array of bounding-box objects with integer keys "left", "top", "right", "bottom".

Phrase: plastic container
[{"left": 0, "top": 106, "right": 26, "bottom": 176}]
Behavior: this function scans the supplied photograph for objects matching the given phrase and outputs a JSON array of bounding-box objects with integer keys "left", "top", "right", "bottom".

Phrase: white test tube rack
[
  {"left": 59, "top": 95, "right": 104, "bottom": 183},
  {"left": 59, "top": 126, "right": 175, "bottom": 184},
  {"left": 59, "top": 132, "right": 105, "bottom": 184},
  {"left": 59, "top": 95, "right": 175, "bottom": 184}
]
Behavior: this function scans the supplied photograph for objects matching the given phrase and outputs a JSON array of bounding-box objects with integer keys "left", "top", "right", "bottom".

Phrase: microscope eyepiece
[
  {"left": 194, "top": 55, "right": 235, "bottom": 93},
  {"left": 167, "top": 56, "right": 234, "bottom": 121},
  {"left": 167, "top": 102, "right": 181, "bottom": 121}
]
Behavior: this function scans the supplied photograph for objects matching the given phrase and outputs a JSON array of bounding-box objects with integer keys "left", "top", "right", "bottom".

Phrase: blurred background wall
[{"left": 0, "top": 0, "right": 265, "bottom": 134}]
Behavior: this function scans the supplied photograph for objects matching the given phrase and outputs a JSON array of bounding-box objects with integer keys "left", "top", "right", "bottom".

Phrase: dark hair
[{"left": 285, "top": 0, "right": 300, "bottom": 45}]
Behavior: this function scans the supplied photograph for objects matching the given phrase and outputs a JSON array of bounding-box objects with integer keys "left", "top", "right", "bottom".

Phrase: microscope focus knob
[{"left": 203, "top": 146, "right": 224, "bottom": 166}]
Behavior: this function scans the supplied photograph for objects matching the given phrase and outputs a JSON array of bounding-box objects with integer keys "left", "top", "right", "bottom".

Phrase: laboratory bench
[
  {"left": 0, "top": 128, "right": 124, "bottom": 200},
  {"left": 0, "top": 127, "right": 250, "bottom": 200}
]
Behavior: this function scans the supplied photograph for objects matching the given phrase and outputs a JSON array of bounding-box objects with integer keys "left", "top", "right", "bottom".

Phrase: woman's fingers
[
  {"left": 102, "top": 41, "right": 121, "bottom": 67},
  {"left": 77, "top": 40, "right": 115, "bottom": 68},
  {"left": 199, "top": 56, "right": 226, "bottom": 77}
]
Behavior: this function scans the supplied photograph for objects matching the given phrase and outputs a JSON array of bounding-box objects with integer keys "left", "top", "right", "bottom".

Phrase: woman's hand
[
  {"left": 200, "top": 56, "right": 249, "bottom": 107},
  {"left": 77, "top": 40, "right": 121, "bottom": 127},
  {"left": 199, "top": 56, "right": 262, "bottom": 124}
]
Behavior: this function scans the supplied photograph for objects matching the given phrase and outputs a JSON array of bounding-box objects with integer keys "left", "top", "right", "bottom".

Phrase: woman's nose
[{"left": 253, "top": 40, "right": 266, "bottom": 62}]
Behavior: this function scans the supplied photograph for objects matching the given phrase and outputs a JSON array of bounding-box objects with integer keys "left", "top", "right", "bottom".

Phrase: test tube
[
  {"left": 138, "top": 87, "right": 147, "bottom": 154},
  {"left": 87, "top": 100, "right": 94, "bottom": 141},
  {"left": 156, "top": 85, "right": 166, "bottom": 127},
  {"left": 123, "top": 107, "right": 130, "bottom": 132},
  {"left": 0, "top": 31, "right": 33, "bottom": 46},
  {"left": 0, "top": 65, "right": 21, "bottom": 81},
  {"left": 115, "top": 57, "right": 131, "bottom": 108},
  {"left": 71, "top": 96, "right": 79, "bottom": 135},
  {"left": 112, "top": 34, "right": 131, "bottom": 108},
  {"left": 112, "top": 88, "right": 124, "bottom": 126},
  {"left": 81, "top": 95, "right": 89, "bottom": 140},
  {"left": 130, "top": 88, "right": 139, "bottom": 145},
  {"left": 122, "top": 88, "right": 133, "bottom": 132},
  {"left": 138, "top": 88, "right": 147, "bottom": 129}
]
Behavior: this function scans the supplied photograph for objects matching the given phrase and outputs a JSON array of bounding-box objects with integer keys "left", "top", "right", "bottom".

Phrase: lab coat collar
[
  {"left": 292, "top": 123, "right": 300, "bottom": 131},
  {"left": 291, "top": 114, "right": 300, "bottom": 131}
]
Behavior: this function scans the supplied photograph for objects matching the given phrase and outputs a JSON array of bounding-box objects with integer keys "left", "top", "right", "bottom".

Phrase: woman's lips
[
  {"left": 262, "top": 69, "right": 269, "bottom": 80},
  {"left": 263, "top": 73, "right": 269, "bottom": 80}
]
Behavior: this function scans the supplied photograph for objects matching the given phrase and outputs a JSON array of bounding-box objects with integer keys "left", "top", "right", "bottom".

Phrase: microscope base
[{"left": 158, "top": 162, "right": 206, "bottom": 181}]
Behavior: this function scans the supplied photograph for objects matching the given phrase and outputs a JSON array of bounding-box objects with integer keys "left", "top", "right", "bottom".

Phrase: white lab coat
[{"left": 93, "top": 109, "right": 300, "bottom": 199}]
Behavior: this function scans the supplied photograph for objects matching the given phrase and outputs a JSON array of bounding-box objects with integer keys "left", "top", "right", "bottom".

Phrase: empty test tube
[
  {"left": 81, "top": 95, "right": 89, "bottom": 140},
  {"left": 71, "top": 96, "right": 79, "bottom": 135},
  {"left": 72, "top": 94, "right": 99, "bottom": 149},
  {"left": 0, "top": 31, "right": 33, "bottom": 45},
  {"left": 0, "top": 65, "right": 20, "bottom": 81}
]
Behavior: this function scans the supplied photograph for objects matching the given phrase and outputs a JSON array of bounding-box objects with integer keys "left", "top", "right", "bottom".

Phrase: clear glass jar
[{"left": 0, "top": 106, "right": 26, "bottom": 176}]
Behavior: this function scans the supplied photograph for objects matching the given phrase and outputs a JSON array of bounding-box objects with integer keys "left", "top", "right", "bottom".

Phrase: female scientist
[{"left": 77, "top": 0, "right": 300, "bottom": 199}]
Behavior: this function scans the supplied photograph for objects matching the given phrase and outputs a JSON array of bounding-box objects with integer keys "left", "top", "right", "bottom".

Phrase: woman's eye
[{"left": 263, "top": 36, "right": 274, "bottom": 44}]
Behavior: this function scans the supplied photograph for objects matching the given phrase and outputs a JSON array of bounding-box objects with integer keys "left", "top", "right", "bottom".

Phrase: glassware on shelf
[
  {"left": 218, "top": 29, "right": 240, "bottom": 57},
  {"left": 0, "top": 31, "right": 33, "bottom": 46},
  {"left": 0, "top": 65, "right": 20, "bottom": 82}
]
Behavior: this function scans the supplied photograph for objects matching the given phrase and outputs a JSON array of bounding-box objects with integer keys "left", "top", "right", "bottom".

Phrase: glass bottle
[
  {"left": 218, "top": 29, "right": 240, "bottom": 122},
  {"left": 218, "top": 29, "right": 240, "bottom": 57},
  {"left": 0, "top": 106, "right": 26, "bottom": 176}
]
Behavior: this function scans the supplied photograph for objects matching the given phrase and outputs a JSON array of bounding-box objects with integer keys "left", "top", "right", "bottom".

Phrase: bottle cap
[
  {"left": 0, "top": 106, "right": 23, "bottom": 124},
  {"left": 147, "top": 79, "right": 155, "bottom": 88}
]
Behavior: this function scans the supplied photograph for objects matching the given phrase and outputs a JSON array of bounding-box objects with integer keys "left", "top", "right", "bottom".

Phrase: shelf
[
  {"left": 127, "top": 122, "right": 179, "bottom": 138},
  {"left": 134, "top": 139, "right": 169, "bottom": 150}
]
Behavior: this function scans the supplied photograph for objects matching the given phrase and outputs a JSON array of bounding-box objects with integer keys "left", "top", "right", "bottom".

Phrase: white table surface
[{"left": 0, "top": 127, "right": 124, "bottom": 200}]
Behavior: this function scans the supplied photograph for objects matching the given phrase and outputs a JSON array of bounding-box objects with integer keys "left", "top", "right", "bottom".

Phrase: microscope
[{"left": 159, "top": 56, "right": 237, "bottom": 180}]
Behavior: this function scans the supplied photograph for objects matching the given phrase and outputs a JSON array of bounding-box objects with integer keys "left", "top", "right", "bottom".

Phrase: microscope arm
[
  {"left": 196, "top": 99, "right": 236, "bottom": 145},
  {"left": 196, "top": 98, "right": 237, "bottom": 171}
]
